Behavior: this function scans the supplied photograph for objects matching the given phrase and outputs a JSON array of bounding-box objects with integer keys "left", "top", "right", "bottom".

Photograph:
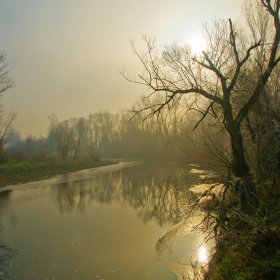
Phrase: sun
[{"left": 187, "top": 36, "right": 207, "bottom": 55}]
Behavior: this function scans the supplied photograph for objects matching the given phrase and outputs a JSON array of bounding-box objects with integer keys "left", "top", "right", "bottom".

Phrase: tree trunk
[
  {"left": 230, "top": 126, "right": 257, "bottom": 205},
  {"left": 230, "top": 127, "right": 250, "bottom": 178}
]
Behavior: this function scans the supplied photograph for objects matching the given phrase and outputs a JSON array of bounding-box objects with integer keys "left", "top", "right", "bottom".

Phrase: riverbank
[
  {"left": 0, "top": 158, "right": 117, "bottom": 187},
  {"left": 203, "top": 184, "right": 280, "bottom": 280},
  {"left": 187, "top": 166, "right": 280, "bottom": 279}
]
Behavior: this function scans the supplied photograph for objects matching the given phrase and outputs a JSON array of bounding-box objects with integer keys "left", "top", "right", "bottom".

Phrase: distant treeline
[
  {"left": 5, "top": 87, "right": 280, "bottom": 183},
  {"left": 7, "top": 95, "right": 203, "bottom": 162}
]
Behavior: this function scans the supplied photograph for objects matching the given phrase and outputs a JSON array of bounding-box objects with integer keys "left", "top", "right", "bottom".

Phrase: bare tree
[
  {"left": 47, "top": 113, "right": 58, "bottom": 156},
  {"left": 121, "top": 0, "right": 280, "bottom": 203},
  {"left": 0, "top": 112, "right": 17, "bottom": 146},
  {"left": 86, "top": 113, "right": 102, "bottom": 159},
  {"left": 70, "top": 117, "right": 87, "bottom": 158},
  {"left": 55, "top": 120, "right": 74, "bottom": 160},
  {"left": 0, "top": 112, "right": 17, "bottom": 163},
  {"left": 0, "top": 51, "right": 16, "bottom": 163},
  {"left": 0, "top": 51, "right": 15, "bottom": 98},
  {"left": 241, "top": 1, "right": 280, "bottom": 184}
]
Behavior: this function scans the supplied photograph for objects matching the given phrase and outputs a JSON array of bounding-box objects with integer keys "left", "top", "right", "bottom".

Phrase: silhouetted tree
[
  {"left": 121, "top": 0, "right": 280, "bottom": 203},
  {"left": 0, "top": 112, "right": 16, "bottom": 163}
]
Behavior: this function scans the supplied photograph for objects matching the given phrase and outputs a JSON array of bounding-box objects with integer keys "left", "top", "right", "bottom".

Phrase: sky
[{"left": 0, "top": 0, "right": 243, "bottom": 137}]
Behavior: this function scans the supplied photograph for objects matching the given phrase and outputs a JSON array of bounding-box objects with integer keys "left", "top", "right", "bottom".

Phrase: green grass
[
  {"left": 206, "top": 181, "right": 280, "bottom": 280},
  {"left": 209, "top": 243, "right": 280, "bottom": 280},
  {"left": 0, "top": 158, "right": 116, "bottom": 186}
]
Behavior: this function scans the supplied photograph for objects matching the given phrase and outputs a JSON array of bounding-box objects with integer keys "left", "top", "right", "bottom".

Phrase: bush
[
  {"left": 0, "top": 151, "right": 8, "bottom": 164},
  {"left": 8, "top": 151, "right": 27, "bottom": 161}
]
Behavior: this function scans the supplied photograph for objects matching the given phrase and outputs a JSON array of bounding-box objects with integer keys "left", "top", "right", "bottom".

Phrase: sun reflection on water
[{"left": 198, "top": 246, "right": 207, "bottom": 262}]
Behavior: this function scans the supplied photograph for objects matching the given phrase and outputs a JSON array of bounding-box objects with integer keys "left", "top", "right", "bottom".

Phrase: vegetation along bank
[{"left": 0, "top": 158, "right": 115, "bottom": 187}]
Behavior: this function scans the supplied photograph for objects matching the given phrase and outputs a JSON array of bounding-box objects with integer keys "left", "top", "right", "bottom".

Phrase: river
[{"left": 0, "top": 161, "right": 212, "bottom": 280}]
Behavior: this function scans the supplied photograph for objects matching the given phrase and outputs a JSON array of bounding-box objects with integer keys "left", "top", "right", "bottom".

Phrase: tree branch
[{"left": 192, "top": 102, "right": 215, "bottom": 131}]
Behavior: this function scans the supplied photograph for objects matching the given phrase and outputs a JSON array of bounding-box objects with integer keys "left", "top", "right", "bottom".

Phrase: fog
[{"left": 0, "top": 0, "right": 242, "bottom": 137}]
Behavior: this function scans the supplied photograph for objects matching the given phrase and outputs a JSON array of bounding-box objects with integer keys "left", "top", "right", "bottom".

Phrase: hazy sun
[{"left": 187, "top": 36, "right": 207, "bottom": 55}]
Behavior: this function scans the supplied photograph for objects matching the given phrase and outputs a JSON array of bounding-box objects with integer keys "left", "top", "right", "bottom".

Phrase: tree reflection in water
[
  {"left": 0, "top": 163, "right": 209, "bottom": 279},
  {"left": 120, "top": 163, "right": 197, "bottom": 225},
  {"left": 51, "top": 162, "right": 197, "bottom": 226},
  {"left": 50, "top": 162, "right": 210, "bottom": 278}
]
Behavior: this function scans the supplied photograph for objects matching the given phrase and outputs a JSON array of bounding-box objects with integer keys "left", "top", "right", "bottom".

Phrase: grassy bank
[
  {"left": 204, "top": 181, "right": 280, "bottom": 280},
  {"left": 0, "top": 158, "right": 116, "bottom": 187}
]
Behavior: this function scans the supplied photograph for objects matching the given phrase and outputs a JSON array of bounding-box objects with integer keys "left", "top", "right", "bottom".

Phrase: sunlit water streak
[{"left": 198, "top": 246, "right": 207, "bottom": 263}]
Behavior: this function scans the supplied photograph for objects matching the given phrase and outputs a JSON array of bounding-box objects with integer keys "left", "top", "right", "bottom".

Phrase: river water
[{"left": 0, "top": 161, "right": 211, "bottom": 280}]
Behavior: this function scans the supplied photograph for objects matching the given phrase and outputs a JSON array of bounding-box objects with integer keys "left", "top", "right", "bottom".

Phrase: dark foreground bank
[{"left": 204, "top": 180, "right": 280, "bottom": 280}]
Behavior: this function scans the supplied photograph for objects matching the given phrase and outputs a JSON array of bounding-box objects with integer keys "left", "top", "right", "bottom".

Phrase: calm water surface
[{"left": 0, "top": 161, "right": 207, "bottom": 280}]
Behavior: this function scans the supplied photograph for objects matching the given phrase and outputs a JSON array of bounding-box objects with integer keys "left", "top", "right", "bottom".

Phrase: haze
[{"left": 0, "top": 0, "right": 242, "bottom": 137}]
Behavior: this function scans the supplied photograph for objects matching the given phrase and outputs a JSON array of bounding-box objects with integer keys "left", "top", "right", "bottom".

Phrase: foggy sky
[{"left": 0, "top": 0, "right": 243, "bottom": 137}]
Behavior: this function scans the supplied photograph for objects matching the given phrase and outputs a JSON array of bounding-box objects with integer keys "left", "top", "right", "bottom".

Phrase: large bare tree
[{"left": 121, "top": 0, "right": 280, "bottom": 201}]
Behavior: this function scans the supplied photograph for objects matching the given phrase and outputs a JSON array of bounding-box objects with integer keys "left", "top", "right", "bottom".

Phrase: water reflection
[
  {"left": 52, "top": 181, "right": 89, "bottom": 213},
  {"left": 0, "top": 162, "right": 211, "bottom": 279},
  {"left": 198, "top": 246, "right": 207, "bottom": 263},
  {"left": 48, "top": 162, "right": 209, "bottom": 279},
  {"left": 51, "top": 163, "right": 197, "bottom": 226}
]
